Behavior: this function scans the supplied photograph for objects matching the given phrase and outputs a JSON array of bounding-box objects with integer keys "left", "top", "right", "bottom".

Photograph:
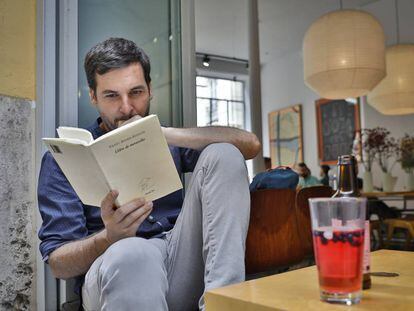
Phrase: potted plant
[
  {"left": 370, "top": 127, "right": 398, "bottom": 192},
  {"left": 360, "top": 128, "right": 378, "bottom": 192},
  {"left": 397, "top": 134, "right": 414, "bottom": 191}
]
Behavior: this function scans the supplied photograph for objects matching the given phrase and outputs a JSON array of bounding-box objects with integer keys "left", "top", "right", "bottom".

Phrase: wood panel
[
  {"left": 245, "top": 189, "right": 304, "bottom": 274},
  {"left": 295, "top": 186, "right": 334, "bottom": 257}
]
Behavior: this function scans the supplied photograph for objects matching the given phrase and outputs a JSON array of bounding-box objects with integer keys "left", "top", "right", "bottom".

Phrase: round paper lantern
[
  {"left": 303, "top": 10, "right": 386, "bottom": 99},
  {"left": 368, "top": 44, "right": 414, "bottom": 115}
]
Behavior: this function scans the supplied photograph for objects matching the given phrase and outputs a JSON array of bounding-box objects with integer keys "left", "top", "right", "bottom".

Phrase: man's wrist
[
  {"left": 93, "top": 230, "right": 111, "bottom": 255},
  {"left": 162, "top": 126, "right": 176, "bottom": 145}
]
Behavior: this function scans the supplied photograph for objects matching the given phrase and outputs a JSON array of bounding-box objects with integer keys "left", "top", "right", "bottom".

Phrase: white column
[{"left": 248, "top": 0, "right": 265, "bottom": 174}]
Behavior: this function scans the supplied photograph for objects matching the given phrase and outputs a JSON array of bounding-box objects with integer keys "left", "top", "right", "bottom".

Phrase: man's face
[
  {"left": 298, "top": 166, "right": 309, "bottom": 178},
  {"left": 89, "top": 62, "right": 151, "bottom": 131}
]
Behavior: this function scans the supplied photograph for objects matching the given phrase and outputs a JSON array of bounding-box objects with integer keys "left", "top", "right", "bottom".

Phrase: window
[{"left": 196, "top": 76, "right": 245, "bottom": 129}]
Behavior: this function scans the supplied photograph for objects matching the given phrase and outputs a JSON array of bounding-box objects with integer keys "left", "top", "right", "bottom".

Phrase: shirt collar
[{"left": 86, "top": 117, "right": 106, "bottom": 140}]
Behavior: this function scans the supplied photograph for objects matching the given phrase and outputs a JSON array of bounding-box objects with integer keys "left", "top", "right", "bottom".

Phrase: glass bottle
[{"left": 332, "top": 155, "right": 371, "bottom": 290}]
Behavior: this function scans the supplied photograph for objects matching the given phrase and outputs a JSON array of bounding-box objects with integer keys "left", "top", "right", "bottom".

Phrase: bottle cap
[{"left": 337, "top": 155, "right": 355, "bottom": 165}]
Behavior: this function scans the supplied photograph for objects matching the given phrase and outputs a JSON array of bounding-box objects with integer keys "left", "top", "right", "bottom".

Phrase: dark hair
[
  {"left": 321, "top": 165, "right": 330, "bottom": 175},
  {"left": 84, "top": 37, "right": 151, "bottom": 93},
  {"left": 297, "top": 162, "right": 307, "bottom": 168}
]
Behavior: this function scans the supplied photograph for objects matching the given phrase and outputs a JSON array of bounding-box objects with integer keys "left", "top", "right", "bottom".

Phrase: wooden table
[
  {"left": 205, "top": 250, "right": 414, "bottom": 310},
  {"left": 361, "top": 191, "right": 414, "bottom": 211}
]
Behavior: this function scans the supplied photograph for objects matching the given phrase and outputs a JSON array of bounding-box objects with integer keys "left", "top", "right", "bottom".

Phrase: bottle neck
[{"left": 335, "top": 164, "right": 360, "bottom": 197}]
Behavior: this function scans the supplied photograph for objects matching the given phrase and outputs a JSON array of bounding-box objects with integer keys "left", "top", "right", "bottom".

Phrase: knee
[
  {"left": 101, "top": 237, "right": 162, "bottom": 272},
  {"left": 201, "top": 143, "right": 246, "bottom": 172}
]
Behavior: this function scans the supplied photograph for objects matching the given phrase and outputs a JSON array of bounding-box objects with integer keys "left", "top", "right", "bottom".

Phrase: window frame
[{"left": 196, "top": 71, "right": 250, "bottom": 131}]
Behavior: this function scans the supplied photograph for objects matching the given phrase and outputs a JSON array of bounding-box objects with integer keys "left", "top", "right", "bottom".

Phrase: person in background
[
  {"left": 319, "top": 165, "right": 330, "bottom": 186},
  {"left": 296, "top": 162, "right": 322, "bottom": 189}
]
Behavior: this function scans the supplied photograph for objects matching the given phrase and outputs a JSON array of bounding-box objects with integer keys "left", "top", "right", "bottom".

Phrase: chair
[
  {"left": 383, "top": 218, "right": 414, "bottom": 250},
  {"left": 370, "top": 220, "right": 384, "bottom": 250},
  {"left": 245, "top": 188, "right": 304, "bottom": 275},
  {"left": 295, "top": 186, "right": 334, "bottom": 257}
]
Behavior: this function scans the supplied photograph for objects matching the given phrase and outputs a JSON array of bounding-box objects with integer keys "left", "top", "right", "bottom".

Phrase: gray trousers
[{"left": 82, "top": 143, "right": 251, "bottom": 311}]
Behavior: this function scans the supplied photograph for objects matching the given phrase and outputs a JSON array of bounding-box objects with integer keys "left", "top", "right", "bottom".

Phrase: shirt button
[{"left": 148, "top": 215, "right": 156, "bottom": 223}]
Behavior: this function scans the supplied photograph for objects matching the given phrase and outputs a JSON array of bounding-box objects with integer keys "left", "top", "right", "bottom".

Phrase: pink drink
[{"left": 313, "top": 229, "right": 364, "bottom": 293}]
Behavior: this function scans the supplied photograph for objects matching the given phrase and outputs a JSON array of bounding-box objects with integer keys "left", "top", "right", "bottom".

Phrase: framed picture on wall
[
  {"left": 315, "top": 98, "right": 361, "bottom": 165},
  {"left": 268, "top": 104, "right": 303, "bottom": 168}
]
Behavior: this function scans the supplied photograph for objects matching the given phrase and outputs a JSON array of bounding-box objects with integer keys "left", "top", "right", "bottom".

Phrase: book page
[
  {"left": 90, "top": 115, "right": 183, "bottom": 205},
  {"left": 57, "top": 127, "right": 94, "bottom": 145},
  {"left": 43, "top": 138, "right": 110, "bottom": 206}
]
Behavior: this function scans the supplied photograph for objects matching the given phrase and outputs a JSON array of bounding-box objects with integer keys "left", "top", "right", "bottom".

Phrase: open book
[{"left": 43, "top": 115, "right": 182, "bottom": 207}]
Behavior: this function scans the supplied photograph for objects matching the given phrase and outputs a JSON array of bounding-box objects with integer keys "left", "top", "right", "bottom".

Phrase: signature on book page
[{"left": 139, "top": 177, "right": 156, "bottom": 196}]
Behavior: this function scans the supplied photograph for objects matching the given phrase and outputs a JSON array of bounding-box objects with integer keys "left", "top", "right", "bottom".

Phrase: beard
[{"left": 101, "top": 101, "right": 151, "bottom": 131}]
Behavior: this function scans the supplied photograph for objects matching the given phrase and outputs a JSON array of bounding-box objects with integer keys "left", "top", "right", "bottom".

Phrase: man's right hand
[{"left": 100, "top": 190, "right": 153, "bottom": 244}]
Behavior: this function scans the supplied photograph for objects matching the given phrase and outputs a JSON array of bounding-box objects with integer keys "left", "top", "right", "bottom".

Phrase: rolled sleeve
[{"left": 38, "top": 152, "right": 89, "bottom": 261}]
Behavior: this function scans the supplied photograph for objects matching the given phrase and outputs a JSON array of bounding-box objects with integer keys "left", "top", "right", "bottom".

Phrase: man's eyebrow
[
  {"left": 101, "top": 89, "right": 118, "bottom": 95},
  {"left": 130, "top": 85, "right": 146, "bottom": 91},
  {"left": 101, "top": 85, "right": 146, "bottom": 95}
]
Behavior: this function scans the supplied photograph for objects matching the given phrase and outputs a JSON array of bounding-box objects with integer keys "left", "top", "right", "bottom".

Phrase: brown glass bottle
[{"left": 332, "top": 155, "right": 371, "bottom": 289}]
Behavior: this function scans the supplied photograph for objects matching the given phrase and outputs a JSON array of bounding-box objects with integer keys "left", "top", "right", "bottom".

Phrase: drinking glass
[{"left": 309, "top": 197, "right": 366, "bottom": 305}]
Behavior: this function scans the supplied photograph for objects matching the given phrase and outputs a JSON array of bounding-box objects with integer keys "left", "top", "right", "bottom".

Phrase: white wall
[
  {"left": 363, "top": 100, "right": 414, "bottom": 190},
  {"left": 195, "top": 0, "right": 248, "bottom": 59},
  {"left": 195, "top": 0, "right": 414, "bottom": 190},
  {"left": 259, "top": 0, "right": 414, "bottom": 191}
]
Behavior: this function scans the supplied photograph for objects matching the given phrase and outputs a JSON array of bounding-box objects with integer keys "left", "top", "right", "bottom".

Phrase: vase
[
  {"left": 382, "top": 172, "right": 397, "bottom": 192},
  {"left": 362, "top": 171, "right": 373, "bottom": 192},
  {"left": 406, "top": 171, "right": 414, "bottom": 191}
]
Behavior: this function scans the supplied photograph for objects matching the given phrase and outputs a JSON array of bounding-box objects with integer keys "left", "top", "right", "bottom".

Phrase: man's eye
[
  {"left": 105, "top": 93, "right": 118, "bottom": 98},
  {"left": 130, "top": 89, "right": 143, "bottom": 96}
]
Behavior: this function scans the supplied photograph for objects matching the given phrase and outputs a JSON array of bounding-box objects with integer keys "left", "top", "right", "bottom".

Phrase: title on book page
[{"left": 108, "top": 131, "right": 146, "bottom": 154}]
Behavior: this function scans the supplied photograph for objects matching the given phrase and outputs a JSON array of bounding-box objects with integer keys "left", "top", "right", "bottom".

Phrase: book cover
[{"left": 42, "top": 115, "right": 183, "bottom": 206}]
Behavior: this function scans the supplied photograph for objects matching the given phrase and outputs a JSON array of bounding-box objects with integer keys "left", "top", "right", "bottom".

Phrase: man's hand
[
  {"left": 101, "top": 190, "right": 153, "bottom": 244},
  {"left": 117, "top": 115, "right": 143, "bottom": 128}
]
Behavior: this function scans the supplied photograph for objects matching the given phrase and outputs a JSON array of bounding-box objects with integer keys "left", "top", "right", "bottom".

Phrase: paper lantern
[
  {"left": 367, "top": 44, "right": 414, "bottom": 115},
  {"left": 303, "top": 10, "right": 386, "bottom": 99}
]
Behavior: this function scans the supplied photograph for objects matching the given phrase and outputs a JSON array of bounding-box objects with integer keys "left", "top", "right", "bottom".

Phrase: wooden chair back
[
  {"left": 295, "top": 186, "right": 334, "bottom": 257},
  {"left": 246, "top": 188, "right": 304, "bottom": 274}
]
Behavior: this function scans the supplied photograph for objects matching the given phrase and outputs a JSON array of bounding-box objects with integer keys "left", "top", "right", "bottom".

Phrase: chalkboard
[{"left": 316, "top": 98, "right": 360, "bottom": 165}]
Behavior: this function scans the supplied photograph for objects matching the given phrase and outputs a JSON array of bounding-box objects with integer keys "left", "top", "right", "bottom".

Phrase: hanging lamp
[
  {"left": 367, "top": 0, "right": 414, "bottom": 115},
  {"left": 303, "top": 4, "right": 386, "bottom": 99}
]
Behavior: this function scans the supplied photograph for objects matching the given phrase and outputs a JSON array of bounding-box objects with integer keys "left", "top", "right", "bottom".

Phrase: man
[
  {"left": 38, "top": 38, "right": 261, "bottom": 311},
  {"left": 319, "top": 164, "right": 330, "bottom": 186},
  {"left": 296, "top": 162, "right": 321, "bottom": 189}
]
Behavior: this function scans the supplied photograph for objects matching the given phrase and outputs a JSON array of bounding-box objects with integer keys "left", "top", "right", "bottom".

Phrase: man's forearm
[
  {"left": 163, "top": 126, "right": 261, "bottom": 159},
  {"left": 48, "top": 229, "right": 110, "bottom": 279}
]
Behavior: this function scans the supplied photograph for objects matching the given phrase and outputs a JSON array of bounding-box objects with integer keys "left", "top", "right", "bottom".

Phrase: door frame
[{"left": 36, "top": 0, "right": 196, "bottom": 308}]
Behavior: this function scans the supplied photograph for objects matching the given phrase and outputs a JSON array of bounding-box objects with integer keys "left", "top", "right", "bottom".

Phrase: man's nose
[{"left": 119, "top": 96, "right": 133, "bottom": 115}]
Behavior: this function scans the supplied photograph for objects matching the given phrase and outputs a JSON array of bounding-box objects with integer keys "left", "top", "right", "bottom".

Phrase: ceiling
[{"left": 195, "top": 0, "right": 387, "bottom": 63}]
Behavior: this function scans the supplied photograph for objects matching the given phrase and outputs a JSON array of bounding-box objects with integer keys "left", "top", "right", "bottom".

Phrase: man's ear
[
  {"left": 148, "top": 83, "right": 153, "bottom": 100},
  {"left": 89, "top": 88, "right": 97, "bottom": 105}
]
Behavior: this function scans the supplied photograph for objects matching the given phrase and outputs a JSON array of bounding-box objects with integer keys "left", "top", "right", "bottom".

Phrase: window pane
[
  {"left": 216, "top": 100, "right": 228, "bottom": 126},
  {"left": 197, "top": 98, "right": 210, "bottom": 127},
  {"left": 196, "top": 76, "right": 245, "bottom": 129},
  {"left": 232, "top": 81, "right": 244, "bottom": 101},
  {"left": 210, "top": 99, "right": 219, "bottom": 125},
  {"left": 229, "top": 102, "right": 244, "bottom": 129},
  {"left": 215, "top": 79, "right": 232, "bottom": 100},
  {"left": 196, "top": 76, "right": 211, "bottom": 99},
  {"left": 78, "top": 0, "right": 181, "bottom": 128}
]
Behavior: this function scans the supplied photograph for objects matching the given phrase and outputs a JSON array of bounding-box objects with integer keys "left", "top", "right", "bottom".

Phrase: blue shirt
[
  {"left": 297, "top": 175, "right": 322, "bottom": 188},
  {"left": 37, "top": 118, "right": 199, "bottom": 289}
]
